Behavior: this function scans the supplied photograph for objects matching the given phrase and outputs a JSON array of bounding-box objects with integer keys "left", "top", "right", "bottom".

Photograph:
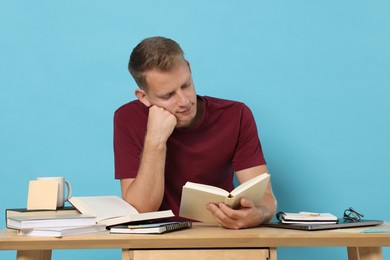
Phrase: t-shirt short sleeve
[{"left": 231, "top": 104, "right": 266, "bottom": 171}]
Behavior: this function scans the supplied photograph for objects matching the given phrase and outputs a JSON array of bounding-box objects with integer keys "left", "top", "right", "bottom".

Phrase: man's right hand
[{"left": 146, "top": 105, "right": 177, "bottom": 144}]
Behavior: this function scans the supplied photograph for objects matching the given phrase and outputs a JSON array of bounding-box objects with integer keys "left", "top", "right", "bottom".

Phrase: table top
[{"left": 1, "top": 223, "right": 390, "bottom": 251}]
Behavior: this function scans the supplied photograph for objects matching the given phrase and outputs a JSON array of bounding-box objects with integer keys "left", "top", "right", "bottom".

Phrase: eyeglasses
[{"left": 343, "top": 207, "right": 364, "bottom": 222}]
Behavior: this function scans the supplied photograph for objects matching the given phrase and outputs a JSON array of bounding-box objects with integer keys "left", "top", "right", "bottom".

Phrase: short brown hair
[{"left": 128, "top": 36, "right": 185, "bottom": 89}]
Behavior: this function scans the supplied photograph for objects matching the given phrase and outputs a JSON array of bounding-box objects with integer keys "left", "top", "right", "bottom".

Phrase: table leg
[
  {"left": 16, "top": 250, "right": 52, "bottom": 260},
  {"left": 347, "top": 247, "right": 383, "bottom": 260},
  {"left": 269, "top": 247, "right": 277, "bottom": 260}
]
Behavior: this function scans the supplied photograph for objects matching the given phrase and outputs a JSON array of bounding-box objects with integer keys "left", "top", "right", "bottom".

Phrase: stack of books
[
  {"left": 6, "top": 195, "right": 179, "bottom": 237},
  {"left": 6, "top": 207, "right": 106, "bottom": 237}
]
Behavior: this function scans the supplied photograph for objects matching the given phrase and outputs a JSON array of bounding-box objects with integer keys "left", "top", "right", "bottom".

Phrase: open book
[
  {"left": 68, "top": 196, "right": 174, "bottom": 227},
  {"left": 179, "top": 173, "right": 270, "bottom": 224}
]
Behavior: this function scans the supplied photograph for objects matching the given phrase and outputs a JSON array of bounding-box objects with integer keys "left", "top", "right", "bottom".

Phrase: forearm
[
  {"left": 121, "top": 105, "right": 177, "bottom": 213},
  {"left": 258, "top": 189, "right": 277, "bottom": 224},
  {"left": 122, "top": 137, "right": 167, "bottom": 212},
  {"left": 235, "top": 166, "right": 277, "bottom": 225}
]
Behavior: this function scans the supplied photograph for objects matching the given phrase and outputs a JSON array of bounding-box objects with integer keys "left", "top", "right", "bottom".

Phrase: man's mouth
[{"left": 178, "top": 105, "right": 192, "bottom": 115}]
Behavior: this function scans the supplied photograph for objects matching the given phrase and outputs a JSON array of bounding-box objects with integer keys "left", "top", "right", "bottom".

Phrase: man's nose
[{"left": 176, "top": 89, "right": 189, "bottom": 106}]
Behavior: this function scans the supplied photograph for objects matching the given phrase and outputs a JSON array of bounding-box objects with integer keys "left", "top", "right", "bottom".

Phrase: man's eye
[{"left": 161, "top": 93, "right": 173, "bottom": 99}]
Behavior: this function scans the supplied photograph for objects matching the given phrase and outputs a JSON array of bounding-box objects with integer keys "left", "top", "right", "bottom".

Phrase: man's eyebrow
[
  {"left": 183, "top": 76, "right": 191, "bottom": 85},
  {"left": 156, "top": 76, "right": 192, "bottom": 98}
]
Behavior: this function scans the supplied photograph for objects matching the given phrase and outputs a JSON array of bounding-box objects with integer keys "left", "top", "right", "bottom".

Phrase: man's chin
[
  {"left": 175, "top": 110, "right": 197, "bottom": 128},
  {"left": 175, "top": 117, "right": 197, "bottom": 128},
  {"left": 175, "top": 121, "right": 190, "bottom": 129}
]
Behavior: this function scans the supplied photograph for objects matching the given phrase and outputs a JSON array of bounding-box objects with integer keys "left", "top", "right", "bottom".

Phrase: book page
[
  {"left": 69, "top": 196, "right": 139, "bottom": 221},
  {"left": 183, "top": 182, "right": 229, "bottom": 196},
  {"left": 179, "top": 186, "right": 226, "bottom": 224},
  {"left": 227, "top": 173, "right": 270, "bottom": 208},
  {"left": 231, "top": 173, "right": 269, "bottom": 195}
]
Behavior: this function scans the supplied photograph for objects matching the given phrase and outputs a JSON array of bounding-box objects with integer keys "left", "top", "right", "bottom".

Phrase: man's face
[{"left": 139, "top": 59, "right": 198, "bottom": 128}]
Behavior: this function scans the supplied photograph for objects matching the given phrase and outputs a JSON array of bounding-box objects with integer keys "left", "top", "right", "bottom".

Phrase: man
[{"left": 114, "top": 36, "right": 277, "bottom": 229}]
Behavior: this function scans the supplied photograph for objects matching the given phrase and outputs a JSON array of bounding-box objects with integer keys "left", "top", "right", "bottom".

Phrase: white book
[
  {"left": 68, "top": 195, "right": 174, "bottom": 227},
  {"left": 18, "top": 224, "right": 106, "bottom": 237},
  {"left": 179, "top": 173, "right": 270, "bottom": 224},
  {"left": 7, "top": 214, "right": 96, "bottom": 229},
  {"left": 277, "top": 212, "right": 338, "bottom": 224}
]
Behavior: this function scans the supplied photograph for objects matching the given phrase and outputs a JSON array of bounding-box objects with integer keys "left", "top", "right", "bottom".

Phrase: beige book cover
[
  {"left": 68, "top": 195, "right": 174, "bottom": 226},
  {"left": 179, "top": 173, "right": 270, "bottom": 224},
  {"left": 27, "top": 180, "right": 59, "bottom": 210}
]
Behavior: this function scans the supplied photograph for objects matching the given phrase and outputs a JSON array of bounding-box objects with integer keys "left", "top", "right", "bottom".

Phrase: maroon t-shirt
[{"left": 114, "top": 96, "right": 266, "bottom": 218}]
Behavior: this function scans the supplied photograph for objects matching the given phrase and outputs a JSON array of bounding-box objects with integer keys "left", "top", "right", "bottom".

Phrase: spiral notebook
[{"left": 109, "top": 220, "right": 192, "bottom": 234}]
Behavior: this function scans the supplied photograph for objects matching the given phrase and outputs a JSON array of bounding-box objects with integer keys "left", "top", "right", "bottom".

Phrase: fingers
[
  {"left": 207, "top": 199, "right": 262, "bottom": 229},
  {"left": 149, "top": 105, "right": 177, "bottom": 125},
  {"left": 146, "top": 106, "right": 177, "bottom": 143},
  {"left": 240, "top": 198, "right": 255, "bottom": 208},
  {"left": 207, "top": 203, "right": 243, "bottom": 229}
]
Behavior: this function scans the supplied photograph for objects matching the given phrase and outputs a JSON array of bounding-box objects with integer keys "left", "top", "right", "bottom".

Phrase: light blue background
[{"left": 1, "top": 1, "right": 389, "bottom": 259}]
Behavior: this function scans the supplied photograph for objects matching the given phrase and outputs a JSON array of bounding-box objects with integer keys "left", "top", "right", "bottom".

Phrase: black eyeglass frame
[{"left": 343, "top": 207, "right": 364, "bottom": 222}]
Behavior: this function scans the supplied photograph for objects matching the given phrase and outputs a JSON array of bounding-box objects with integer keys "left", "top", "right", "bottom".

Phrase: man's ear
[{"left": 135, "top": 88, "right": 151, "bottom": 107}]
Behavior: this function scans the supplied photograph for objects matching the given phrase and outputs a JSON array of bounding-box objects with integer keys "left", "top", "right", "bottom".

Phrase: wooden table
[{"left": 1, "top": 223, "right": 390, "bottom": 260}]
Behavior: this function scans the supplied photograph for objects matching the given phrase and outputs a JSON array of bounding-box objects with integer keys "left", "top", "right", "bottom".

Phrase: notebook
[
  {"left": 110, "top": 220, "right": 192, "bottom": 234},
  {"left": 263, "top": 219, "right": 384, "bottom": 231}
]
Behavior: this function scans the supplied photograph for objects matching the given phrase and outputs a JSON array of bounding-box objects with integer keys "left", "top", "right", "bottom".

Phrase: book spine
[
  {"left": 224, "top": 196, "right": 236, "bottom": 208},
  {"left": 164, "top": 221, "right": 192, "bottom": 233}
]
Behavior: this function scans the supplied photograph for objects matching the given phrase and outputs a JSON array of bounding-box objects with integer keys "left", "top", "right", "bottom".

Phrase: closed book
[
  {"left": 18, "top": 224, "right": 106, "bottom": 237},
  {"left": 7, "top": 214, "right": 96, "bottom": 229},
  {"left": 179, "top": 173, "right": 270, "bottom": 224},
  {"left": 276, "top": 212, "right": 338, "bottom": 224},
  {"left": 68, "top": 196, "right": 174, "bottom": 227},
  {"left": 6, "top": 207, "right": 79, "bottom": 229},
  {"left": 110, "top": 221, "right": 192, "bottom": 234}
]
